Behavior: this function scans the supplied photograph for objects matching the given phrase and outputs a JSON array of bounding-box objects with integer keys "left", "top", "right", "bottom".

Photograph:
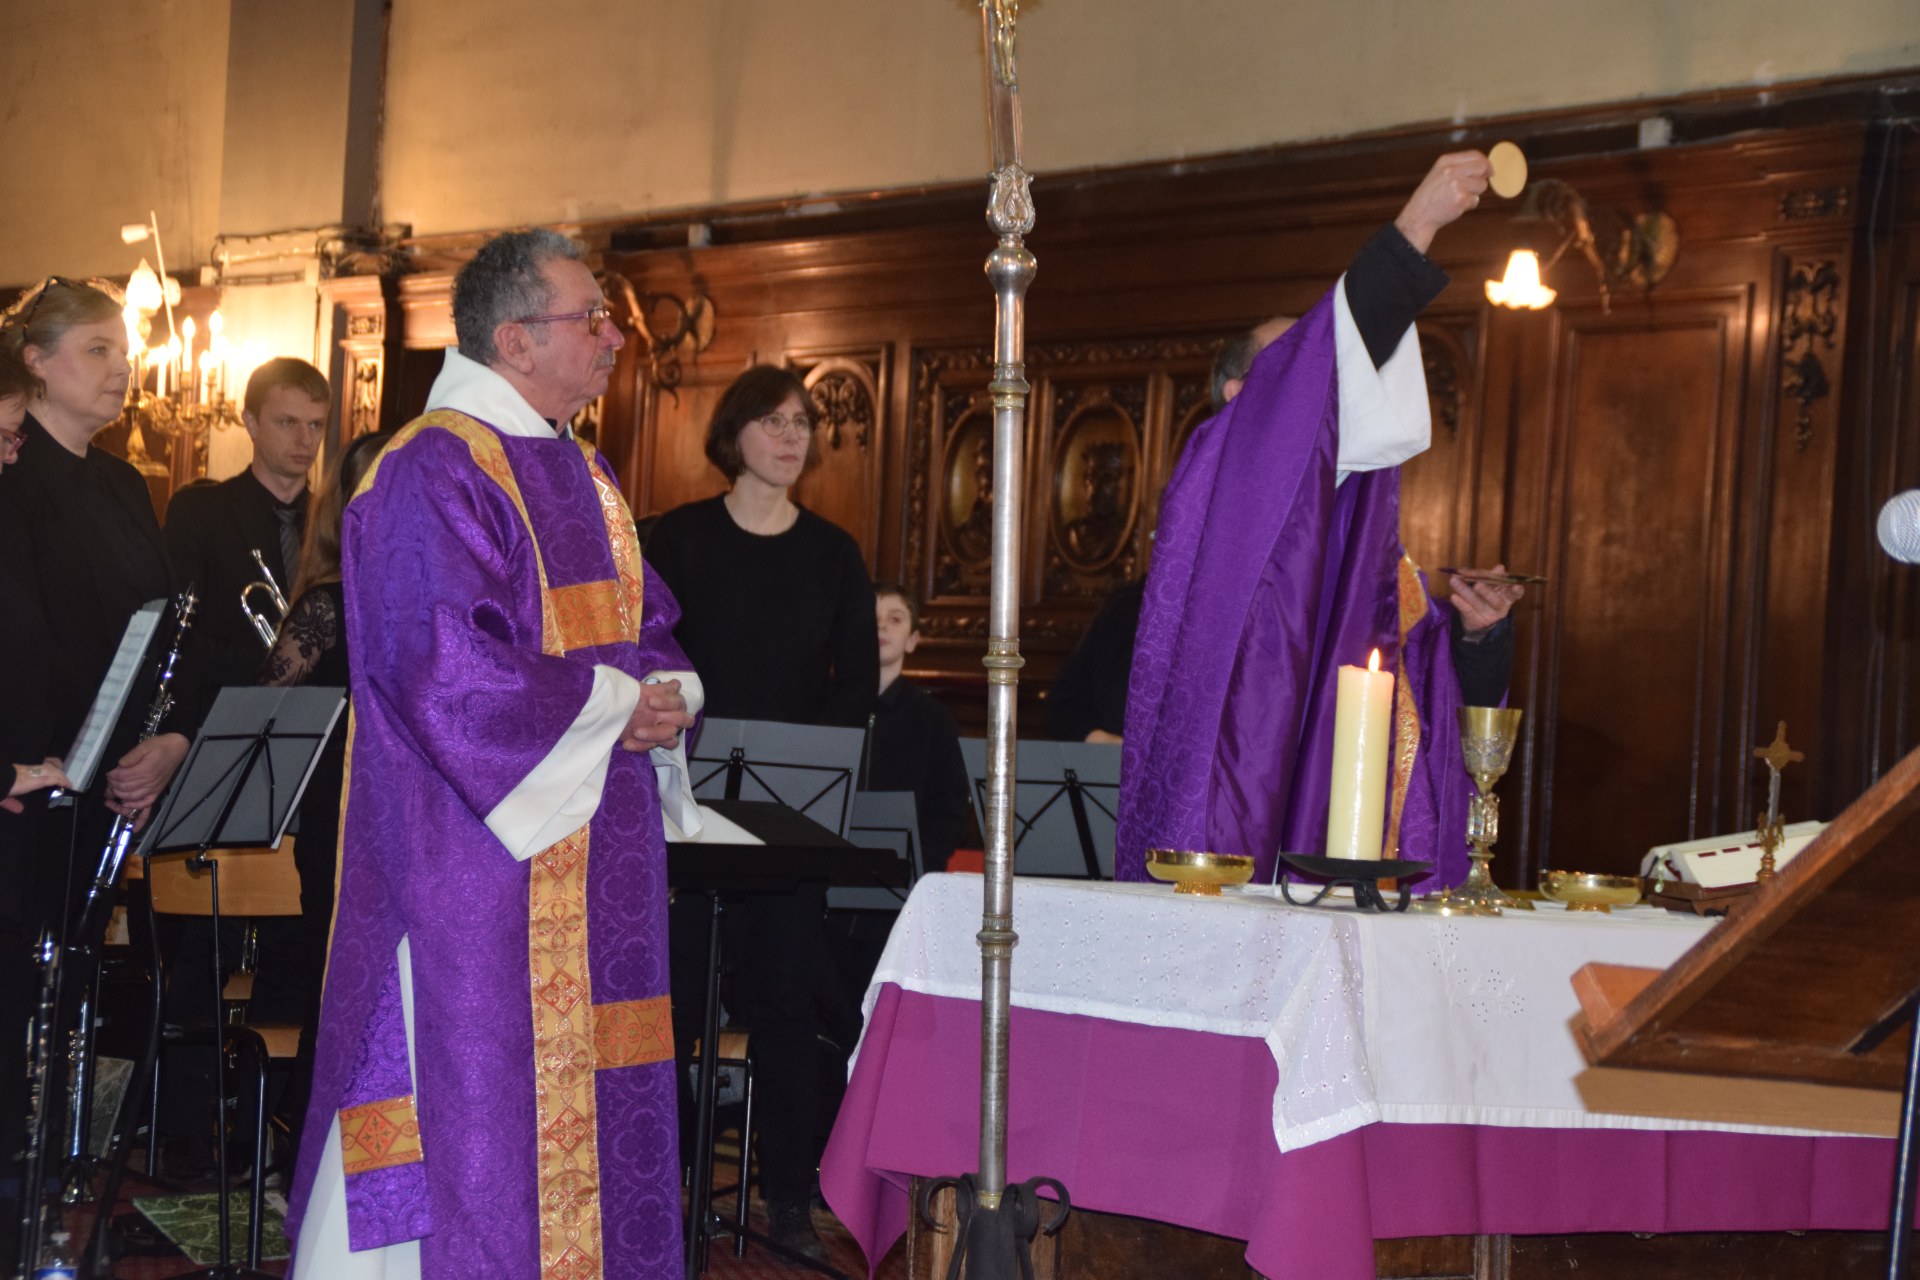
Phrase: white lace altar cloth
[{"left": 861, "top": 875, "right": 1850, "bottom": 1153}]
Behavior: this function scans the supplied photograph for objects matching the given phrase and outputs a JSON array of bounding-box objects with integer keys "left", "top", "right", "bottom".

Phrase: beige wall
[
  {"left": 0, "top": 0, "right": 230, "bottom": 283},
  {"left": 3, "top": 0, "right": 1918, "bottom": 281},
  {"left": 379, "top": 0, "right": 1920, "bottom": 237}
]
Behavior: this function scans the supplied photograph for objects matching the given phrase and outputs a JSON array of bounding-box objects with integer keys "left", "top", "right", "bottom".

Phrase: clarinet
[{"left": 16, "top": 590, "right": 197, "bottom": 1276}]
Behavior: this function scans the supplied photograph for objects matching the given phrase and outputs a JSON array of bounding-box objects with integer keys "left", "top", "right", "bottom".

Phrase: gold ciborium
[
  {"left": 1538, "top": 870, "right": 1643, "bottom": 913},
  {"left": 1144, "top": 848, "right": 1256, "bottom": 896},
  {"left": 1419, "top": 706, "right": 1524, "bottom": 916}
]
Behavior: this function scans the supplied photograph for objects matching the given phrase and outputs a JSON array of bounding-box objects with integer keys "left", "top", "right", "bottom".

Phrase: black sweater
[
  {"left": 644, "top": 495, "right": 877, "bottom": 728},
  {"left": 865, "top": 678, "right": 972, "bottom": 873}
]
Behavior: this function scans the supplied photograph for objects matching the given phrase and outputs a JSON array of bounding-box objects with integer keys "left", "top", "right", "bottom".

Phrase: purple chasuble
[
  {"left": 1115, "top": 295, "right": 1471, "bottom": 888},
  {"left": 286, "top": 411, "right": 685, "bottom": 1279}
]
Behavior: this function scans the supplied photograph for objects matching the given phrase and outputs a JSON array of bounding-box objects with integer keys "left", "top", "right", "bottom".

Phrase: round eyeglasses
[{"left": 752, "top": 413, "right": 815, "bottom": 439}]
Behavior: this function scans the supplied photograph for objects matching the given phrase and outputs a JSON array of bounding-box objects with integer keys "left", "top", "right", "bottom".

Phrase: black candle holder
[{"left": 1276, "top": 853, "right": 1432, "bottom": 913}]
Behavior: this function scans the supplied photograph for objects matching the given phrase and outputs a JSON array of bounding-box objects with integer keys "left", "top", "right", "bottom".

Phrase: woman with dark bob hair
[
  {"left": 643, "top": 363, "right": 876, "bottom": 1263},
  {"left": 647, "top": 363, "right": 876, "bottom": 724}
]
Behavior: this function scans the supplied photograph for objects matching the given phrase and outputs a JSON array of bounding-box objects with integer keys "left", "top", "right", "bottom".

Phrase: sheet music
[{"left": 53, "top": 599, "right": 165, "bottom": 805}]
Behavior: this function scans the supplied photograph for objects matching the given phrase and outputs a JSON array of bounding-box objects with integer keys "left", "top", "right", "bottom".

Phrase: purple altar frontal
[{"left": 821, "top": 986, "right": 1893, "bottom": 1280}]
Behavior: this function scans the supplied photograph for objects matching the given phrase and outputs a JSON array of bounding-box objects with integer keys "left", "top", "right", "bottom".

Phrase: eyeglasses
[
  {"left": 751, "top": 412, "right": 815, "bottom": 439},
  {"left": 16, "top": 276, "right": 82, "bottom": 330},
  {"left": 513, "top": 304, "right": 613, "bottom": 337}
]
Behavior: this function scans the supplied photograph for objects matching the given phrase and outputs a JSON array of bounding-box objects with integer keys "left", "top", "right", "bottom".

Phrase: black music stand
[
  {"left": 669, "top": 788, "right": 903, "bottom": 1280},
  {"left": 687, "top": 716, "right": 866, "bottom": 837},
  {"left": 126, "top": 686, "right": 344, "bottom": 1279},
  {"left": 832, "top": 791, "right": 921, "bottom": 911},
  {"left": 959, "top": 738, "right": 1122, "bottom": 879}
]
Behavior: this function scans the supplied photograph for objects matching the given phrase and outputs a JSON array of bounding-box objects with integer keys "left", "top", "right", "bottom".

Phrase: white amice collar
[{"left": 423, "top": 347, "right": 565, "bottom": 440}]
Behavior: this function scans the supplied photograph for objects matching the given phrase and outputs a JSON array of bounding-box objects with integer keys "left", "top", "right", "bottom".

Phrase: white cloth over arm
[{"left": 1332, "top": 275, "right": 1432, "bottom": 483}]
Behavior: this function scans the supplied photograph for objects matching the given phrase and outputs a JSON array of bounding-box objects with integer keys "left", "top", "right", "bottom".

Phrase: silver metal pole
[{"left": 975, "top": 0, "right": 1034, "bottom": 1208}]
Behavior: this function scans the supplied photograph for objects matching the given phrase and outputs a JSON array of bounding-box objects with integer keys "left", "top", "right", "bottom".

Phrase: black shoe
[{"left": 766, "top": 1199, "right": 830, "bottom": 1267}]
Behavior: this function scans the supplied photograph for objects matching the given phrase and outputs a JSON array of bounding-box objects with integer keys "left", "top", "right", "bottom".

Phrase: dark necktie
[{"left": 273, "top": 501, "right": 303, "bottom": 584}]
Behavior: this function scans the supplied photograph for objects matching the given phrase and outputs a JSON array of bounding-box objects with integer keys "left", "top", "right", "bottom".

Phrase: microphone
[{"left": 1878, "top": 490, "right": 1920, "bottom": 564}]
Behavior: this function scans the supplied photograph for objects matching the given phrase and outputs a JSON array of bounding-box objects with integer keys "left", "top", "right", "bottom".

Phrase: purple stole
[
  {"left": 1116, "top": 297, "right": 1472, "bottom": 888},
  {"left": 286, "top": 411, "right": 684, "bottom": 1279}
]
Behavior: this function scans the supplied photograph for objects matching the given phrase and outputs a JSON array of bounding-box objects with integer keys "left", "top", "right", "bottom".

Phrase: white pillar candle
[{"left": 1326, "top": 648, "right": 1394, "bottom": 861}]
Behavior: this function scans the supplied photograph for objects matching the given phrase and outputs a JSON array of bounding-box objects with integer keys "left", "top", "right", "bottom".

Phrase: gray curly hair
[{"left": 451, "top": 229, "right": 583, "bottom": 367}]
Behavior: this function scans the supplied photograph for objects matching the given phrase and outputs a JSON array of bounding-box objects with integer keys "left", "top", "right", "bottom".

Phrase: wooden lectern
[{"left": 1571, "top": 744, "right": 1920, "bottom": 1279}]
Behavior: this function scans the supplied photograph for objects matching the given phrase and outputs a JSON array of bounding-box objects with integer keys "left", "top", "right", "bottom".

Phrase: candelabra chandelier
[{"left": 117, "top": 215, "right": 265, "bottom": 490}]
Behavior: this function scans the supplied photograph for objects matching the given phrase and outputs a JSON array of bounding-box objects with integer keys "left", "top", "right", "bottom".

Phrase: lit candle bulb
[{"left": 1326, "top": 647, "right": 1395, "bottom": 861}]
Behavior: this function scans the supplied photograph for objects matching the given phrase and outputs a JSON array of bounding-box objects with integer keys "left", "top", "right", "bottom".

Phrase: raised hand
[{"left": 1395, "top": 152, "right": 1494, "bottom": 255}]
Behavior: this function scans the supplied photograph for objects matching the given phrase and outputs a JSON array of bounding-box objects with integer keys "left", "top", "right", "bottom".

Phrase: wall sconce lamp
[{"left": 1485, "top": 179, "right": 1679, "bottom": 314}]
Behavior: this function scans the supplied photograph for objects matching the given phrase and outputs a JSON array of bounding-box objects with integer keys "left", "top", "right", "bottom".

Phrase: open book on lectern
[
  {"left": 959, "top": 737, "right": 1122, "bottom": 879},
  {"left": 686, "top": 716, "right": 866, "bottom": 840}
]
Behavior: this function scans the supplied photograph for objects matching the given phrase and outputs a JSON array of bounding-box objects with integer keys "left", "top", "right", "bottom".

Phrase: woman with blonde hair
[
  {"left": 0, "top": 277, "right": 185, "bottom": 1192},
  {"left": 0, "top": 277, "right": 189, "bottom": 819}
]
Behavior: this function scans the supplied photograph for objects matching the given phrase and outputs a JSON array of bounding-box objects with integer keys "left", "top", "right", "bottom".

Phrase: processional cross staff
[{"left": 916, "top": 3, "right": 1070, "bottom": 1274}]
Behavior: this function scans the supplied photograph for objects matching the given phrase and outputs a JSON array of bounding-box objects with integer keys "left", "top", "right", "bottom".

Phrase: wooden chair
[{"left": 147, "top": 841, "right": 304, "bottom": 1268}]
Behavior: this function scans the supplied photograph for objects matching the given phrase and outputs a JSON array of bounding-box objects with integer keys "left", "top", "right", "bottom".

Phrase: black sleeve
[
  {"left": 0, "top": 499, "right": 53, "bottom": 763},
  {"left": 1344, "top": 224, "right": 1450, "bottom": 369},
  {"left": 1046, "top": 581, "right": 1143, "bottom": 740},
  {"left": 1449, "top": 612, "right": 1515, "bottom": 709},
  {"left": 819, "top": 535, "right": 878, "bottom": 728}
]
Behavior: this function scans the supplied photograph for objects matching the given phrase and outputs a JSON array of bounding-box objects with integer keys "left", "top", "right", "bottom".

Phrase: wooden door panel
[
  {"left": 1537, "top": 309, "right": 1743, "bottom": 876},
  {"left": 640, "top": 375, "right": 731, "bottom": 518}
]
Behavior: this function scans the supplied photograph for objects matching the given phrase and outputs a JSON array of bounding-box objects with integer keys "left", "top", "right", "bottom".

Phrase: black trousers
[{"left": 670, "top": 884, "right": 831, "bottom": 1207}]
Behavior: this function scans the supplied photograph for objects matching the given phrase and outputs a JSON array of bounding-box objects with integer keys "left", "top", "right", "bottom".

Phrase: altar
[{"left": 819, "top": 875, "right": 1896, "bottom": 1279}]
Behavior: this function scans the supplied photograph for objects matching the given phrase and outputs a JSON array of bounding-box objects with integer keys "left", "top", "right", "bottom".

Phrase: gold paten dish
[
  {"left": 1145, "top": 849, "right": 1256, "bottom": 896},
  {"left": 1539, "top": 870, "right": 1643, "bottom": 913}
]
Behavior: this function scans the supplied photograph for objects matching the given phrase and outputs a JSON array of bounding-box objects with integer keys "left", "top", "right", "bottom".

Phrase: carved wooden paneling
[
  {"left": 792, "top": 349, "right": 887, "bottom": 559},
  {"left": 1780, "top": 257, "right": 1842, "bottom": 451},
  {"left": 906, "top": 336, "right": 1219, "bottom": 647},
  {"left": 1401, "top": 313, "right": 1482, "bottom": 574},
  {"left": 318, "top": 273, "right": 396, "bottom": 457}
]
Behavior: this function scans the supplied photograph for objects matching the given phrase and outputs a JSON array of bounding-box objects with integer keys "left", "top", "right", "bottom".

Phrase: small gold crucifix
[{"left": 1752, "top": 721, "right": 1804, "bottom": 882}]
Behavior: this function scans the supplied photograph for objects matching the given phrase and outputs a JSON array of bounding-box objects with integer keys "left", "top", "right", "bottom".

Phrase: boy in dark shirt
[{"left": 866, "top": 583, "right": 972, "bottom": 873}]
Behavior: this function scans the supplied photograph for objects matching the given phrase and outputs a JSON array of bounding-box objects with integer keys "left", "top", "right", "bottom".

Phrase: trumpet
[{"left": 241, "top": 548, "right": 288, "bottom": 648}]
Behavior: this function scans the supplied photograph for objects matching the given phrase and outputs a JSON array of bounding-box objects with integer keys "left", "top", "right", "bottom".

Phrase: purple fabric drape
[
  {"left": 1117, "top": 293, "right": 1469, "bottom": 887},
  {"left": 822, "top": 987, "right": 1895, "bottom": 1280}
]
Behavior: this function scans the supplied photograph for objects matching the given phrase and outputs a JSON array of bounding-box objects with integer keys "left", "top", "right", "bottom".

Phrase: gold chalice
[
  {"left": 1144, "top": 848, "right": 1256, "bottom": 896},
  {"left": 1417, "top": 706, "right": 1524, "bottom": 916}
]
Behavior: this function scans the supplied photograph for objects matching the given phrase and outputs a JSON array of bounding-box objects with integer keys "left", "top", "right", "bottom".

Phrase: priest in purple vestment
[
  {"left": 287, "top": 230, "right": 700, "bottom": 1280},
  {"left": 1117, "top": 152, "right": 1497, "bottom": 892}
]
